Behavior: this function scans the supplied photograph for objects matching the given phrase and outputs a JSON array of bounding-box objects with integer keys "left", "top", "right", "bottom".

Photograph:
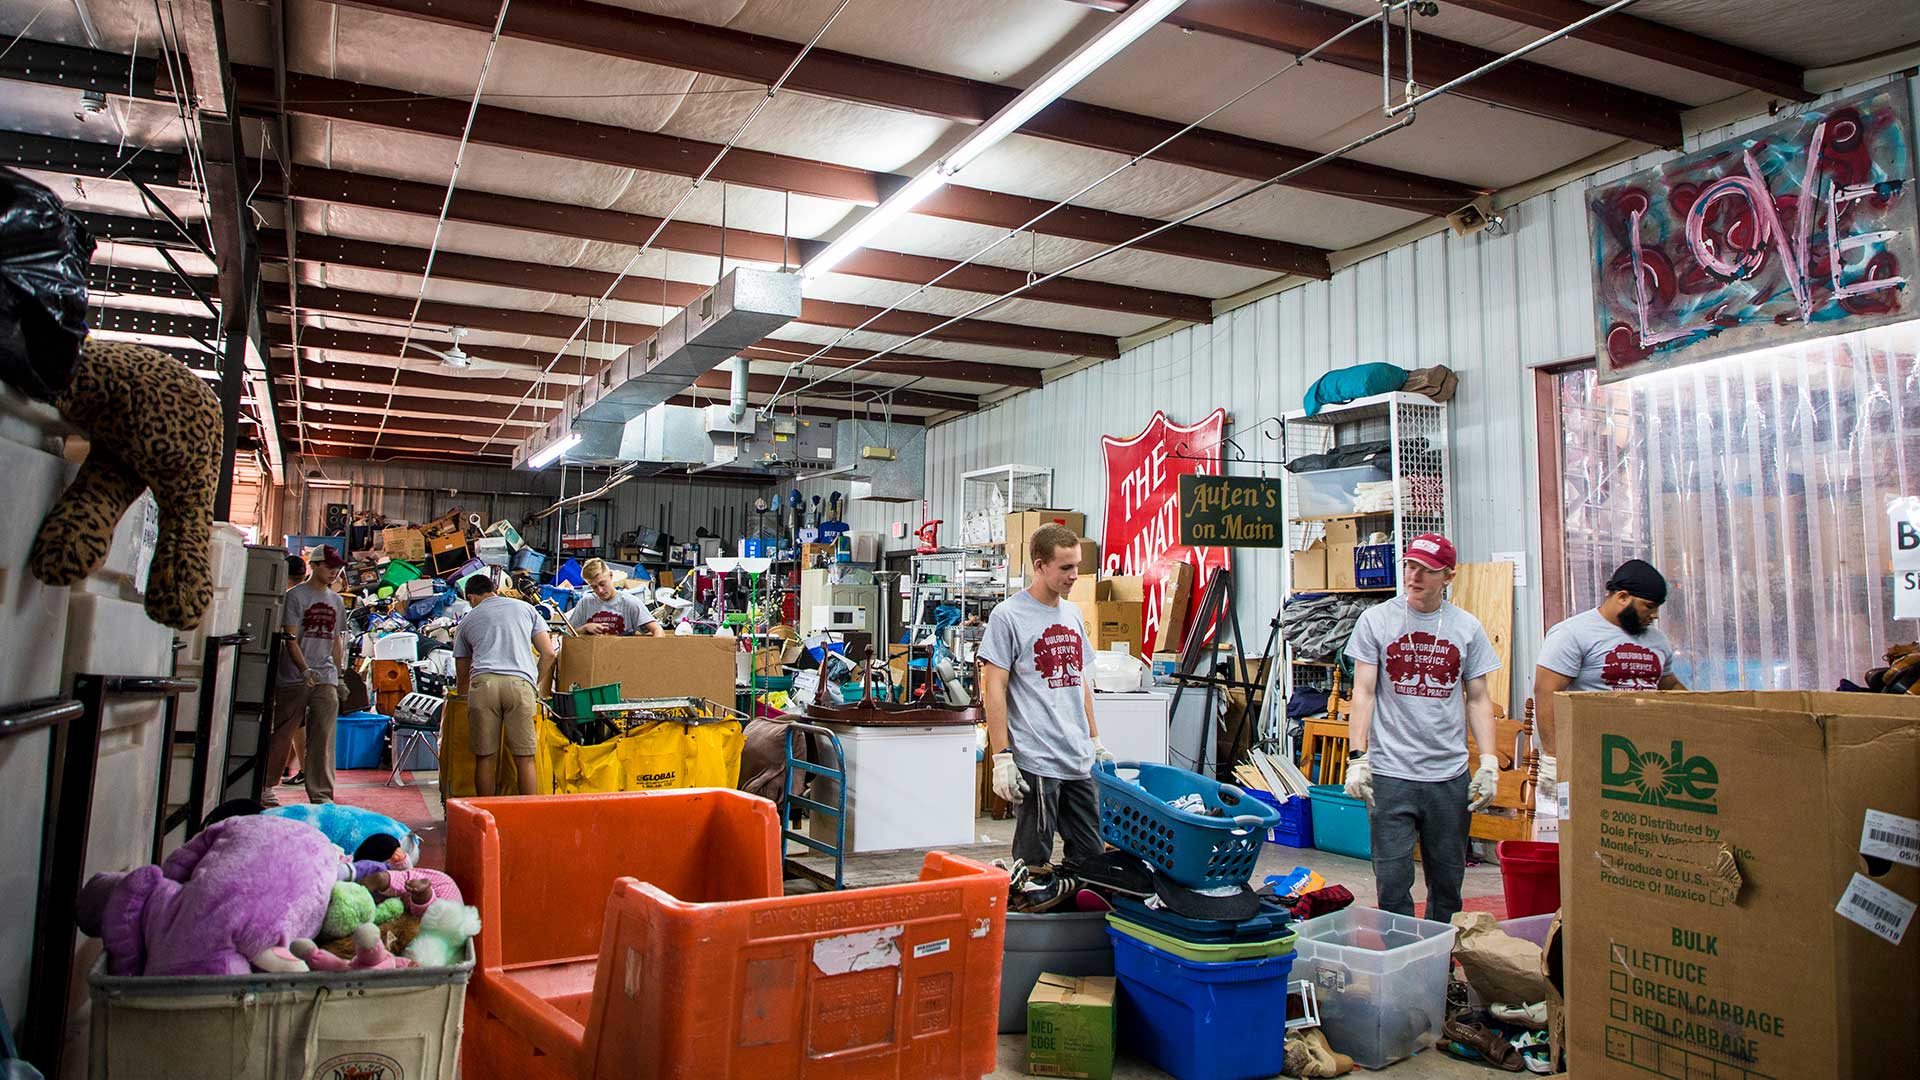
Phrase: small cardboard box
[
  {"left": 1005, "top": 509, "right": 1087, "bottom": 574},
  {"left": 1326, "top": 541, "right": 1358, "bottom": 590},
  {"left": 1075, "top": 601, "right": 1142, "bottom": 660},
  {"left": 382, "top": 527, "right": 426, "bottom": 562},
  {"left": 1325, "top": 518, "right": 1360, "bottom": 545},
  {"left": 554, "top": 634, "right": 737, "bottom": 704},
  {"left": 1107, "top": 575, "right": 1145, "bottom": 603},
  {"left": 1027, "top": 973, "right": 1115, "bottom": 1080},
  {"left": 1290, "top": 541, "right": 1329, "bottom": 591},
  {"left": 1560, "top": 691, "right": 1920, "bottom": 1080},
  {"left": 1069, "top": 577, "right": 1113, "bottom": 603}
]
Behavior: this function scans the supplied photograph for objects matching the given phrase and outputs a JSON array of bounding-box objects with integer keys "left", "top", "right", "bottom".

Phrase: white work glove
[
  {"left": 1343, "top": 753, "right": 1373, "bottom": 803},
  {"left": 302, "top": 668, "right": 321, "bottom": 688},
  {"left": 1468, "top": 753, "right": 1501, "bottom": 811},
  {"left": 1091, "top": 738, "right": 1115, "bottom": 766},
  {"left": 1536, "top": 754, "right": 1557, "bottom": 788},
  {"left": 991, "top": 751, "right": 1029, "bottom": 805}
]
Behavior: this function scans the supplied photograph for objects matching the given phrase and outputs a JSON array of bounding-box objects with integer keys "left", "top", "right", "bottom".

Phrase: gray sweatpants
[
  {"left": 1012, "top": 771, "right": 1102, "bottom": 871},
  {"left": 1369, "top": 771, "right": 1471, "bottom": 924}
]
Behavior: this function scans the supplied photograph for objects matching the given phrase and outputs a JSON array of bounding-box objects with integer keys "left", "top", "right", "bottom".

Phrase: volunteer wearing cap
[
  {"left": 1534, "top": 559, "right": 1684, "bottom": 757},
  {"left": 568, "top": 557, "right": 666, "bottom": 637},
  {"left": 264, "top": 546, "right": 348, "bottom": 806},
  {"left": 981, "top": 523, "right": 1114, "bottom": 897},
  {"left": 1342, "top": 533, "right": 1501, "bottom": 925}
]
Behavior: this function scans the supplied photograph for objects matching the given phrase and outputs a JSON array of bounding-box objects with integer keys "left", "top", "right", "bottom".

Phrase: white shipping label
[
  {"left": 1861, "top": 810, "right": 1920, "bottom": 868},
  {"left": 1557, "top": 782, "right": 1570, "bottom": 821},
  {"left": 913, "top": 938, "right": 951, "bottom": 959},
  {"left": 1835, "top": 873, "right": 1916, "bottom": 945}
]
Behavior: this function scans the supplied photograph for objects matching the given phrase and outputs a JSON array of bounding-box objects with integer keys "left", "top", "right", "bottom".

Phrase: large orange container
[{"left": 447, "top": 790, "right": 1007, "bottom": 1079}]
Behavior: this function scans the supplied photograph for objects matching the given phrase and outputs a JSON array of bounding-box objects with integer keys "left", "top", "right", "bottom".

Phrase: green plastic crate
[
  {"left": 1106, "top": 916, "right": 1297, "bottom": 963},
  {"left": 554, "top": 682, "right": 621, "bottom": 719},
  {"left": 382, "top": 559, "right": 424, "bottom": 588}
]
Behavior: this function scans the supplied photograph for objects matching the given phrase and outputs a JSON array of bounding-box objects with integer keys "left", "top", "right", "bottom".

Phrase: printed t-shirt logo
[
  {"left": 587, "top": 610, "right": 626, "bottom": 635},
  {"left": 301, "top": 601, "right": 336, "bottom": 642},
  {"left": 1383, "top": 631, "right": 1462, "bottom": 699},
  {"left": 1033, "top": 624, "right": 1084, "bottom": 689},
  {"left": 1599, "top": 641, "right": 1662, "bottom": 689}
]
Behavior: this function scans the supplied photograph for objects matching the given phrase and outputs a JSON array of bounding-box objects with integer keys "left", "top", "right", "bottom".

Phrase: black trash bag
[{"left": 0, "top": 167, "right": 96, "bottom": 402}]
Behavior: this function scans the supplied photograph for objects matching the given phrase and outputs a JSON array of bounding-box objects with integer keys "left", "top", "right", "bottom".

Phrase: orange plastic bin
[{"left": 448, "top": 790, "right": 1008, "bottom": 1080}]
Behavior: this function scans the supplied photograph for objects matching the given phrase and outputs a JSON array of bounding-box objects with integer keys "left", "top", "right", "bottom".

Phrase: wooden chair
[
  {"left": 1299, "top": 718, "right": 1350, "bottom": 787},
  {"left": 1468, "top": 698, "right": 1541, "bottom": 843}
]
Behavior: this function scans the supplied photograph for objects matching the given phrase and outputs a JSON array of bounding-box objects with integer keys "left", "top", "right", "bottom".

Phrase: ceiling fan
[{"left": 403, "top": 327, "right": 504, "bottom": 371}]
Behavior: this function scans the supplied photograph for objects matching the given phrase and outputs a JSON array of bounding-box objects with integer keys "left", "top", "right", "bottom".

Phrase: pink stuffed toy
[
  {"left": 290, "top": 925, "right": 412, "bottom": 971},
  {"left": 76, "top": 815, "right": 338, "bottom": 976},
  {"left": 357, "top": 866, "right": 462, "bottom": 916}
]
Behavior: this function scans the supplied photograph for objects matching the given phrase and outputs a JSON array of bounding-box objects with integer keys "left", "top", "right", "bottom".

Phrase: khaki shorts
[{"left": 468, "top": 673, "right": 539, "bottom": 757}]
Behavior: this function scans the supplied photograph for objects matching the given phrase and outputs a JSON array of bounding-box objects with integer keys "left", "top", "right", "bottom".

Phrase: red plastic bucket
[{"left": 1496, "top": 840, "right": 1561, "bottom": 917}]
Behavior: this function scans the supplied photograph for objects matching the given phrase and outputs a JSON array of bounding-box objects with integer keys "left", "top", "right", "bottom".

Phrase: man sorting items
[
  {"left": 263, "top": 546, "right": 347, "bottom": 806},
  {"left": 1343, "top": 533, "right": 1501, "bottom": 925},
  {"left": 455, "top": 573, "right": 557, "bottom": 797},
  {"left": 981, "top": 523, "right": 1113, "bottom": 909},
  {"left": 569, "top": 557, "right": 666, "bottom": 637},
  {"left": 1533, "top": 558, "right": 1683, "bottom": 756}
]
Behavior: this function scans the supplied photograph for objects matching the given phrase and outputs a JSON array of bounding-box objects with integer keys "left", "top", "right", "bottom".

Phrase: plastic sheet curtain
[{"left": 1557, "top": 319, "right": 1920, "bottom": 690}]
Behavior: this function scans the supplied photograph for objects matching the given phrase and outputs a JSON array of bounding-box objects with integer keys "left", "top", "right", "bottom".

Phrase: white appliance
[
  {"left": 810, "top": 722, "right": 976, "bottom": 853},
  {"left": 1093, "top": 690, "right": 1171, "bottom": 766},
  {"left": 811, "top": 605, "right": 867, "bottom": 632}
]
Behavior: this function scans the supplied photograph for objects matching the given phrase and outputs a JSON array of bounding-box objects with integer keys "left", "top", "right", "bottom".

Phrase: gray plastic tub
[
  {"left": 87, "top": 942, "right": 472, "bottom": 1079},
  {"left": 998, "top": 910, "right": 1115, "bottom": 1033}
]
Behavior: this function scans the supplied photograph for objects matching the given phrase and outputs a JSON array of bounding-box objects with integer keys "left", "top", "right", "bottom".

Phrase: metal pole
[{"left": 1387, "top": 0, "right": 1644, "bottom": 116}]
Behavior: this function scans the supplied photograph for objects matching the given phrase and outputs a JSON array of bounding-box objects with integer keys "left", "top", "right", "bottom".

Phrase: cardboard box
[
  {"left": 1075, "top": 600, "right": 1142, "bottom": 660},
  {"left": 1151, "top": 560, "right": 1195, "bottom": 653},
  {"left": 1070, "top": 540, "right": 1098, "bottom": 573},
  {"left": 1069, "top": 577, "right": 1113, "bottom": 602},
  {"left": 381, "top": 527, "right": 426, "bottom": 562},
  {"left": 1326, "top": 541, "right": 1358, "bottom": 590},
  {"left": 554, "top": 634, "right": 737, "bottom": 705},
  {"left": 1027, "top": 973, "right": 1115, "bottom": 1080},
  {"left": 1325, "top": 518, "right": 1360, "bottom": 545},
  {"left": 1107, "top": 575, "right": 1145, "bottom": 603},
  {"left": 1005, "top": 509, "right": 1087, "bottom": 575},
  {"left": 1291, "top": 541, "right": 1328, "bottom": 591},
  {"left": 1560, "top": 691, "right": 1920, "bottom": 1080}
]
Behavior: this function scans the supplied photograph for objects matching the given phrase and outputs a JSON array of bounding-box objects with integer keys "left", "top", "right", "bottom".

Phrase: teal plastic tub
[{"left": 1308, "top": 784, "right": 1371, "bottom": 859}]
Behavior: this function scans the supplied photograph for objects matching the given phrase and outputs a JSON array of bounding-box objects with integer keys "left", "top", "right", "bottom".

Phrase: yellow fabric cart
[{"left": 439, "top": 695, "right": 744, "bottom": 801}]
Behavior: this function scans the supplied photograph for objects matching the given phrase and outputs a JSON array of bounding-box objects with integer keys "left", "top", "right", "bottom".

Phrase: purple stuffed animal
[{"left": 76, "top": 815, "right": 340, "bottom": 976}]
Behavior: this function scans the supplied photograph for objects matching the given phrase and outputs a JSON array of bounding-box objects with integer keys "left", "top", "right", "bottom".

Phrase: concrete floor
[{"left": 790, "top": 817, "right": 1513, "bottom": 1079}]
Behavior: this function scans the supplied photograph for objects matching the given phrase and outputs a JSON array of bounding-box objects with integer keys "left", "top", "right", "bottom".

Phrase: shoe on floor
[{"left": 284, "top": 772, "right": 306, "bottom": 786}]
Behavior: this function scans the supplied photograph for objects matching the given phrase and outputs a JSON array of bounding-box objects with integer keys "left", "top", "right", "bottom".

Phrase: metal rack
[
  {"left": 958, "top": 464, "right": 1052, "bottom": 547},
  {"left": 1277, "top": 392, "right": 1451, "bottom": 743},
  {"left": 905, "top": 547, "right": 1011, "bottom": 701}
]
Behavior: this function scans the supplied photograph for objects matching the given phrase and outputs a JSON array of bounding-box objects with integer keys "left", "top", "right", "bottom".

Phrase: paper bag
[{"left": 1449, "top": 911, "right": 1549, "bottom": 1006}]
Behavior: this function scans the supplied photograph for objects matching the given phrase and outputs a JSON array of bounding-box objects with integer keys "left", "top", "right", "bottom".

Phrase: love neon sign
[{"left": 1588, "top": 85, "right": 1918, "bottom": 383}]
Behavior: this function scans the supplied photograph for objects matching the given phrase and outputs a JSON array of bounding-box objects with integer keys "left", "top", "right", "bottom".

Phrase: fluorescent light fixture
[
  {"left": 802, "top": 168, "right": 948, "bottom": 280},
  {"left": 304, "top": 469, "right": 351, "bottom": 490},
  {"left": 798, "top": 0, "right": 1182, "bottom": 283},
  {"left": 941, "top": 0, "right": 1187, "bottom": 175},
  {"left": 527, "top": 432, "right": 583, "bottom": 469}
]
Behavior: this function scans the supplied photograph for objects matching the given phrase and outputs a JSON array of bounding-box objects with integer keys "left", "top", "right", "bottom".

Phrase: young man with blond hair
[
  {"left": 569, "top": 557, "right": 666, "bottom": 636},
  {"left": 455, "top": 573, "right": 557, "bottom": 796},
  {"left": 981, "top": 523, "right": 1112, "bottom": 903}
]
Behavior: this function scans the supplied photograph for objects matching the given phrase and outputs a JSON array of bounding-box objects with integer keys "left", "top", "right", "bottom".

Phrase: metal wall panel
[{"left": 924, "top": 75, "right": 1917, "bottom": 718}]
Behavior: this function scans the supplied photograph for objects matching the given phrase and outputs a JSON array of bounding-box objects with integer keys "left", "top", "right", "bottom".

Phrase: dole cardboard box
[
  {"left": 1559, "top": 691, "right": 1919, "bottom": 1080},
  {"left": 555, "top": 633, "right": 736, "bottom": 705}
]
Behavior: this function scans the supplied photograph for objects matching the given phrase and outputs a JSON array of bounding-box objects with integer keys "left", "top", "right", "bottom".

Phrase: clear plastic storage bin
[
  {"left": 1291, "top": 465, "right": 1391, "bottom": 518},
  {"left": 1291, "top": 906, "right": 1458, "bottom": 1069}
]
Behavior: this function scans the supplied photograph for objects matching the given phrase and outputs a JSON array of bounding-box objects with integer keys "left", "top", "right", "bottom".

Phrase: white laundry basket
[{"left": 87, "top": 943, "right": 472, "bottom": 1079}]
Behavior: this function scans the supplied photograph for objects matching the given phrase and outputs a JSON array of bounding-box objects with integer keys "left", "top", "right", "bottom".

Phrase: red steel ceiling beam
[
  {"left": 263, "top": 282, "right": 656, "bottom": 348},
  {"left": 269, "top": 376, "right": 557, "bottom": 421},
  {"left": 1434, "top": 0, "right": 1808, "bottom": 102},
  {"left": 275, "top": 321, "right": 1040, "bottom": 391},
  {"left": 268, "top": 349, "right": 573, "bottom": 402},
  {"left": 264, "top": 233, "right": 1118, "bottom": 358},
  {"left": 326, "top": 0, "right": 1480, "bottom": 216},
  {"left": 266, "top": 167, "right": 1222, "bottom": 319},
  {"left": 279, "top": 405, "right": 525, "bottom": 444},
  {"left": 232, "top": 66, "right": 1329, "bottom": 275},
  {"left": 1072, "top": 0, "right": 1686, "bottom": 146}
]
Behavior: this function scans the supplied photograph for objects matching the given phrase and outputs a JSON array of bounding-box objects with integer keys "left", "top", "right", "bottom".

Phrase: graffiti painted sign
[
  {"left": 1589, "top": 86, "right": 1917, "bottom": 383},
  {"left": 1101, "top": 409, "right": 1230, "bottom": 652}
]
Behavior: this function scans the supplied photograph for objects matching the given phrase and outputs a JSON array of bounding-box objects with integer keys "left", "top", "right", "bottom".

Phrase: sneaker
[
  {"left": 284, "top": 772, "right": 306, "bottom": 786},
  {"left": 1013, "top": 871, "right": 1078, "bottom": 914}
]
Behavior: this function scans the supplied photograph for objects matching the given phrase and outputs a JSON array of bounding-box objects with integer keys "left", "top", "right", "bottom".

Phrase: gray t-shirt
[
  {"left": 453, "top": 595, "right": 547, "bottom": 687},
  {"left": 568, "top": 590, "right": 658, "bottom": 635},
  {"left": 279, "top": 582, "right": 346, "bottom": 686},
  {"left": 980, "top": 590, "right": 1095, "bottom": 781},
  {"left": 1538, "top": 608, "right": 1674, "bottom": 691},
  {"left": 1345, "top": 597, "right": 1501, "bottom": 781}
]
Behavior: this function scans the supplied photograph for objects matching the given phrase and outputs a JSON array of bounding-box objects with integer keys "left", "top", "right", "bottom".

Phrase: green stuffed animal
[
  {"left": 27, "top": 337, "right": 222, "bottom": 630},
  {"left": 403, "top": 899, "right": 481, "bottom": 967},
  {"left": 318, "top": 881, "right": 403, "bottom": 941}
]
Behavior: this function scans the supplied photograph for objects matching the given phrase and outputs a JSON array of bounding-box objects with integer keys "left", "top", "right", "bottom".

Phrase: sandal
[
  {"left": 1510, "top": 1030, "right": 1554, "bottom": 1074},
  {"left": 1442, "top": 1019, "right": 1526, "bottom": 1072}
]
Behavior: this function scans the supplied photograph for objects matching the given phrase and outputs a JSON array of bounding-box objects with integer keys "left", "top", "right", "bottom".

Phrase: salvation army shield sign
[{"left": 1101, "top": 409, "right": 1231, "bottom": 652}]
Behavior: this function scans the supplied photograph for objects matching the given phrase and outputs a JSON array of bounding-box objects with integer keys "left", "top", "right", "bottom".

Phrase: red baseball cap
[
  {"left": 1404, "top": 533, "right": 1456, "bottom": 571},
  {"left": 309, "top": 545, "right": 346, "bottom": 569}
]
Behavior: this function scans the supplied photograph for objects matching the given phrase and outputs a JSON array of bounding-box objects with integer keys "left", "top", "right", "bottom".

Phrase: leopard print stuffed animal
[{"left": 28, "top": 337, "right": 222, "bottom": 630}]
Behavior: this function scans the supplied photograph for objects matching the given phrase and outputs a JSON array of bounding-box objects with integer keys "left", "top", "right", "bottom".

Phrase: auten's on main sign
[
  {"left": 1177, "top": 475, "right": 1287, "bottom": 548},
  {"left": 1588, "top": 85, "right": 1918, "bottom": 383}
]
